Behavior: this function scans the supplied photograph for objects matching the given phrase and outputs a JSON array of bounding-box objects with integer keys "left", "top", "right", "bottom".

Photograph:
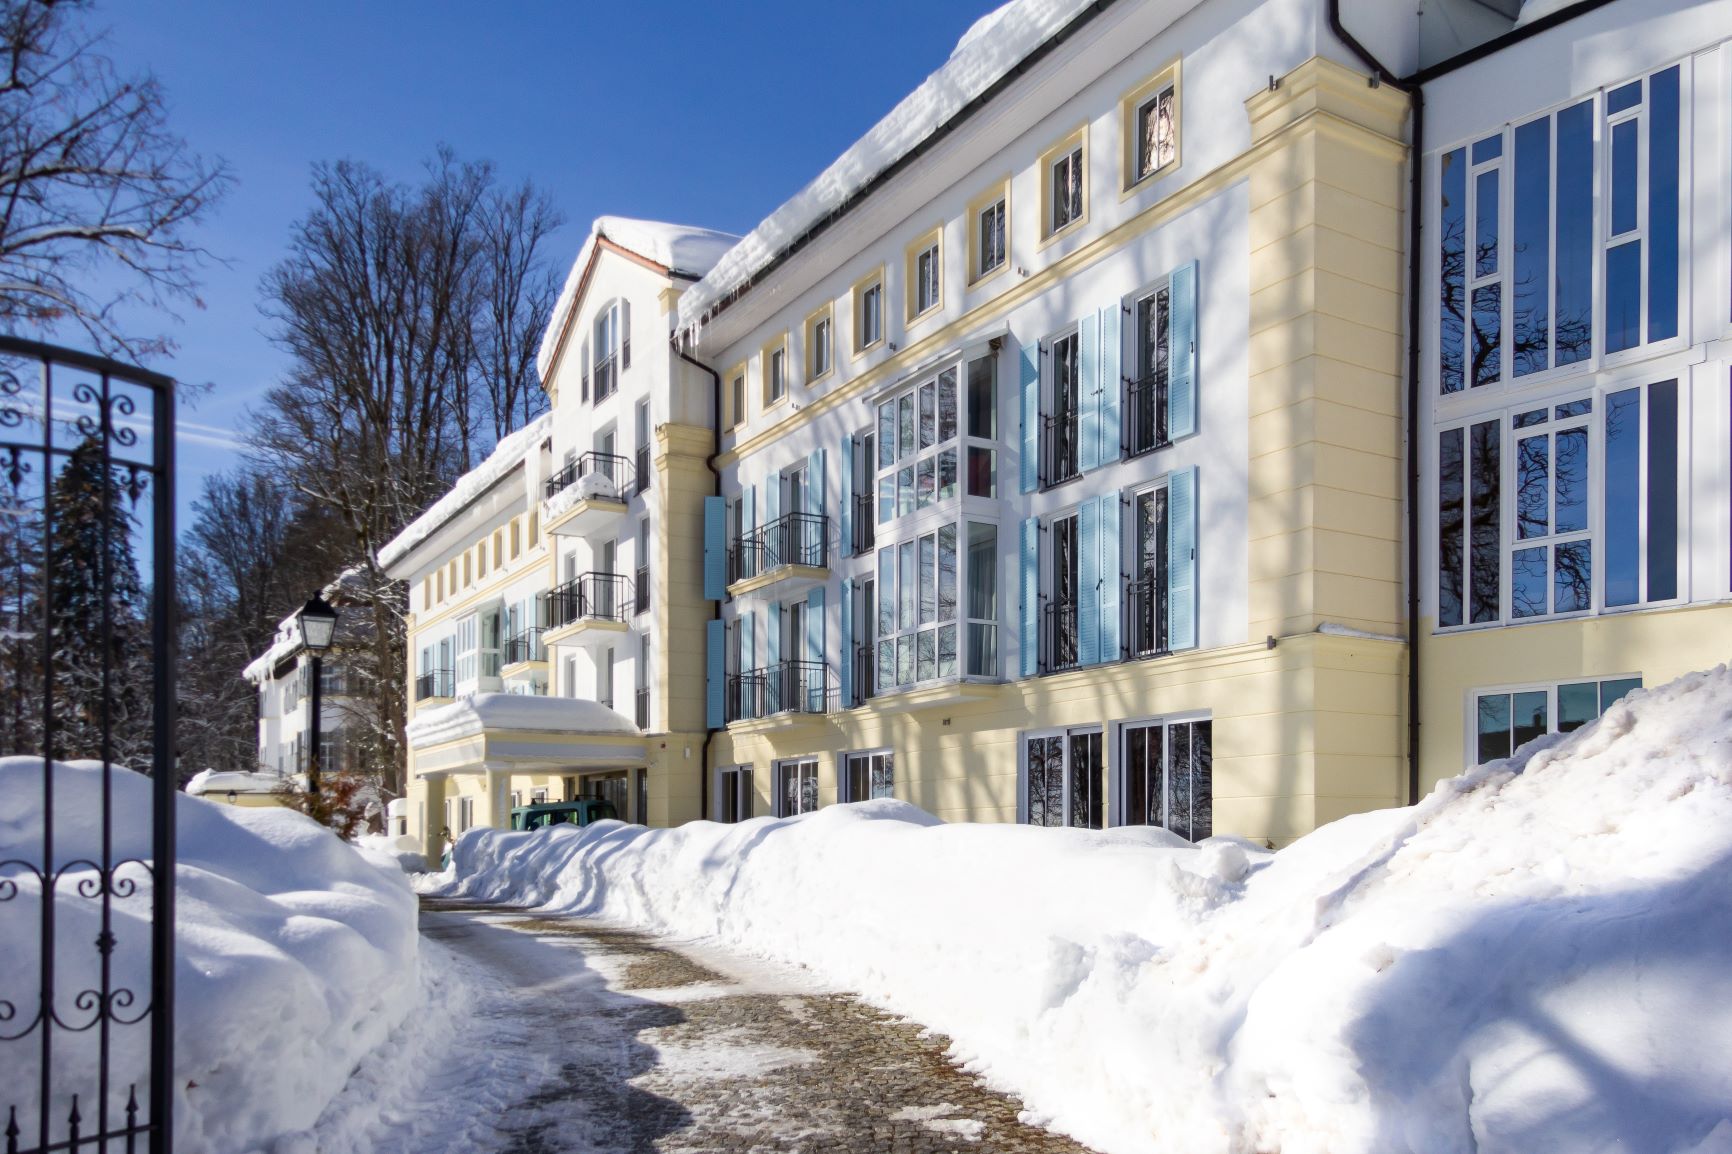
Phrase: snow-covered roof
[
  {"left": 375, "top": 410, "right": 554, "bottom": 575},
  {"left": 241, "top": 565, "right": 380, "bottom": 683},
  {"left": 535, "top": 216, "right": 740, "bottom": 380},
  {"left": 185, "top": 769, "right": 284, "bottom": 797},
  {"left": 1513, "top": 0, "right": 1576, "bottom": 27},
  {"left": 405, "top": 692, "right": 639, "bottom": 750},
  {"left": 674, "top": 0, "right": 1102, "bottom": 336}
]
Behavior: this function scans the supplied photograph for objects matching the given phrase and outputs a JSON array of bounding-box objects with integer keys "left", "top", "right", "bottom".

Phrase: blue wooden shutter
[
  {"left": 1099, "top": 493, "right": 1121, "bottom": 661},
  {"left": 1020, "top": 343, "right": 1039, "bottom": 493},
  {"left": 1099, "top": 304, "right": 1122, "bottom": 463},
  {"left": 705, "top": 619, "right": 724, "bottom": 728},
  {"left": 1168, "top": 261, "right": 1198, "bottom": 439},
  {"left": 839, "top": 578, "right": 854, "bottom": 706},
  {"left": 767, "top": 602, "right": 781, "bottom": 667},
  {"left": 838, "top": 437, "right": 854, "bottom": 558},
  {"left": 1077, "top": 499, "right": 1100, "bottom": 666},
  {"left": 1168, "top": 466, "right": 1198, "bottom": 650},
  {"left": 1020, "top": 517, "right": 1040, "bottom": 678},
  {"left": 703, "top": 495, "right": 725, "bottom": 600},
  {"left": 1078, "top": 311, "right": 1099, "bottom": 473}
]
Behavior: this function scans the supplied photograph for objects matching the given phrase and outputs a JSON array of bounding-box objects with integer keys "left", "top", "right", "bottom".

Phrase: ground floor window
[
  {"left": 459, "top": 797, "right": 475, "bottom": 832},
  {"left": 634, "top": 768, "right": 647, "bottom": 825},
  {"left": 843, "top": 750, "right": 894, "bottom": 802},
  {"left": 1474, "top": 675, "right": 1640, "bottom": 764},
  {"left": 776, "top": 758, "right": 819, "bottom": 817},
  {"left": 1119, "top": 717, "right": 1212, "bottom": 842},
  {"left": 1023, "top": 727, "right": 1102, "bottom": 828},
  {"left": 717, "top": 765, "right": 754, "bottom": 823},
  {"left": 586, "top": 772, "right": 628, "bottom": 817}
]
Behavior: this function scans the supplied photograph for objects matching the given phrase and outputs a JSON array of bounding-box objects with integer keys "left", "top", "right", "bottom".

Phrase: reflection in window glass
[
  {"left": 1647, "top": 379, "right": 1678, "bottom": 600},
  {"left": 1474, "top": 168, "right": 1499, "bottom": 278},
  {"left": 1439, "top": 148, "right": 1466, "bottom": 394},
  {"left": 1470, "top": 420, "right": 1500, "bottom": 623},
  {"left": 1472, "top": 284, "right": 1500, "bottom": 387},
  {"left": 1439, "top": 428, "right": 1464, "bottom": 627},
  {"left": 1555, "top": 102, "right": 1594, "bottom": 366},
  {"left": 1558, "top": 681, "right": 1599, "bottom": 732},
  {"left": 1648, "top": 66, "right": 1680, "bottom": 343},
  {"left": 1605, "top": 387, "right": 1641, "bottom": 606},
  {"left": 1513, "top": 117, "right": 1550, "bottom": 377},
  {"left": 966, "top": 357, "right": 995, "bottom": 438}
]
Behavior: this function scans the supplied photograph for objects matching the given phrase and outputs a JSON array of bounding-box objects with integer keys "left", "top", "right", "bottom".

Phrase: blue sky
[{"left": 100, "top": 1, "right": 994, "bottom": 526}]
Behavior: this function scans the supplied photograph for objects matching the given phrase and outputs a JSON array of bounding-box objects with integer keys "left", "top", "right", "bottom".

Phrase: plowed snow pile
[
  {"left": 0, "top": 759, "right": 419, "bottom": 1154},
  {"left": 431, "top": 666, "right": 1732, "bottom": 1154}
]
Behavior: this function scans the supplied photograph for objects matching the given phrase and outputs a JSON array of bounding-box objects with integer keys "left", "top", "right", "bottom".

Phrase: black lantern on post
[{"left": 295, "top": 592, "right": 339, "bottom": 798}]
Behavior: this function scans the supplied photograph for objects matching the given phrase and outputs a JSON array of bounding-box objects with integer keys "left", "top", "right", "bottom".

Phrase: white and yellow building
[
  {"left": 380, "top": 217, "right": 737, "bottom": 862},
  {"left": 682, "top": 0, "right": 1417, "bottom": 844}
]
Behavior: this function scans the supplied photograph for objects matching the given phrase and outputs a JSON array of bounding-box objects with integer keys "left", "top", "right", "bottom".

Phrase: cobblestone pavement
[{"left": 416, "top": 899, "right": 1100, "bottom": 1154}]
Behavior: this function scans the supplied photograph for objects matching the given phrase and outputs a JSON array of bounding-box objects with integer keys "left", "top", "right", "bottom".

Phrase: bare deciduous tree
[{"left": 0, "top": 0, "right": 229, "bottom": 358}]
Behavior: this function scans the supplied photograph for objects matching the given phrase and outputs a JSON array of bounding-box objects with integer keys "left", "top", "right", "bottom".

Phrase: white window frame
[
  {"left": 841, "top": 749, "right": 895, "bottom": 803},
  {"left": 1111, "top": 711, "right": 1213, "bottom": 836},
  {"left": 1466, "top": 673, "right": 1642, "bottom": 767},
  {"left": 774, "top": 757, "right": 819, "bottom": 817},
  {"left": 1017, "top": 725, "right": 1103, "bottom": 828}
]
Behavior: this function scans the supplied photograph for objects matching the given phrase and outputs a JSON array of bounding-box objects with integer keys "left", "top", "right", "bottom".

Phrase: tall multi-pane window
[
  {"left": 1044, "top": 331, "right": 1081, "bottom": 486},
  {"left": 1128, "top": 282, "right": 1171, "bottom": 457},
  {"left": 730, "top": 371, "right": 746, "bottom": 428},
  {"left": 1120, "top": 717, "right": 1211, "bottom": 840},
  {"left": 874, "top": 524, "right": 958, "bottom": 691},
  {"left": 1437, "top": 381, "right": 1678, "bottom": 627},
  {"left": 1044, "top": 513, "right": 1079, "bottom": 672},
  {"left": 913, "top": 241, "right": 940, "bottom": 317},
  {"left": 964, "top": 355, "right": 997, "bottom": 498},
  {"left": 1051, "top": 146, "right": 1084, "bottom": 232},
  {"left": 810, "top": 313, "right": 832, "bottom": 378},
  {"left": 976, "top": 197, "right": 1006, "bottom": 279},
  {"left": 1129, "top": 485, "right": 1169, "bottom": 658},
  {"left": 1135, "top": 84, "right": 1177, "bottom": 181},
  {"left": 593, "top": 301, "right": 622, "bottom": 403},
  {"left": 874, "top": 366, "right": 959, "bottom": 527},
  {"left": 965, "top": 522, "right": 997, "bottom": 677},
  {"left": 776, "top": 758, "right": 818, "bottom": 817},
  {"left": 1439, "top": 63, "right": 1682, "bottom": 392},
  {"left": 767, "top": 345, "right": 787, "bottom": 404}
]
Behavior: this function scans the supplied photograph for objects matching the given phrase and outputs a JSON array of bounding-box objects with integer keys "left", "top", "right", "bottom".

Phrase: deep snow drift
[
  {"left": 429, "top": 666, "right": 1732, "bottom": 1154},
  {"left": 0, "top": 759, "right": 419, "bottom": 1154}
]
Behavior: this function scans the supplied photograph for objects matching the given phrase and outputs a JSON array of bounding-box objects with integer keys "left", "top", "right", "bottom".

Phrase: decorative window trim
[
  {"left": 904, "top": 224, "right": 944, "bottom": 325},
  {"left": 851, "top": 265, "right": 887, "bottom": 357},
  {"left": 1038, "top": 124, "right": 1089, "bottom": 245},
  {"left": 805, "top": 303, "right": 835, "bottom": 384},
  {"left": 1119, "top": 58, "right": 1182, "bottom": 195},
  {"left": 966, "top": 177, "right": 1012, "bottom": 287}
]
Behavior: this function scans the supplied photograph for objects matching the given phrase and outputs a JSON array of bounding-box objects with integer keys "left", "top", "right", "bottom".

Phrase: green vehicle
[{"left": 508, "top": 798, "right": 620, "bottom": 832}]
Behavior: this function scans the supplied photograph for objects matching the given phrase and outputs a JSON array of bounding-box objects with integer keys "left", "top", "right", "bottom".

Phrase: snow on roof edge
[
  {"left": 376, "top": 410, "right": 554, "bottom": 576},
  {"left": 534, "top": 217, "right": 740, "bottom": 382},
  {"left": 673, "top": 0, "right": 1106, "bottom": 338}
]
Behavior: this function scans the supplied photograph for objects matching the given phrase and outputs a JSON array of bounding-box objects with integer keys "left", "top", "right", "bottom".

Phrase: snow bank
[
  {"left": 430, "top": 666, "right": 1732, "bottom": 1154},
  {"left": 675, "top": 0, "right": 1101, "bottom": 335},
  {"left": 376, "top": 411, "right": 552, "bottom": 573},
  {"left": 184, "top": 768, "right": 284, "bottom": 797},
  {"left": 0, "top": 758, "right": 419, "bottom": 1154},
  {"left": 536, "top": 216, "right": 740, "bottom": 380}
]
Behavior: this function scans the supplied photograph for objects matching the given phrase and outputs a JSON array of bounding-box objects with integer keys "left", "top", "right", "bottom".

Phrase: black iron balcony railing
[
  {"left": 593, "top": 353, "right": 619, "bottom": 404},
  {"left": 1041, "top": 409, "right": 1081, "bottom": 488},
  {"left": 1125, "top": 574, "right": 1169, "bottom": 661},
  {"left": 503, "top": 628, "right": 544, "bottom": 665},
  {"left": 635, "top": 444, "right": 651, "bottom": 495},
  {"left": 852, "top": 492, "right": 875, "bottom": 554},
  {"left": 725, "top": 660, "right": 836, "bottom": 722},
  {"left": 726, "top": 511, "right": 828, "bottom": 584},
  {"left": 635, "top": 686, "right": 649, "bottom": 729},
  {"left": 1042, "top": 598, "right": 1081, "bottom": 674},
  {"left": 1125, "top": 373, "right": 1171, "bottom": 459},
  {"left": 634, "top": 565, "right": 650, "bottom": 614},
  {"left": 541, "top": 571, "right": 635, "bottom": 630},
  {"left": 415, "top": 669, "right": 455, "bottom": 701},
  {"left": 853, "top": 644, "right": 877, "bottom": 706},
  {"left": 543, "top": 451, "right": 636, "bottom": 501}
]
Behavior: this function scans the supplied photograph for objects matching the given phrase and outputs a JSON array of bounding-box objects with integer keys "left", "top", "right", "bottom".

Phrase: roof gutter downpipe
[
  {"left": 676, "top": 336, "right": 724, "bottom": 822},
  {"left": 1327, "top": 0, "right": 1620, "bottom": 805},
  {"left": 1324, "top": 1, "right": 1421, "bottom": 806}
]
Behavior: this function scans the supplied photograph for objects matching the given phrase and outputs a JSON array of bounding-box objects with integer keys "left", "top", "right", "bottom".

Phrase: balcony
[
  {"left": 726, "top": 511, "right": 829, "bottom": 597},
  {"left": 852, "top": 493, "right": 875, "bottom": 555},
  {"left": 1125, "top": 575, "right": 1169, "bottom": 661},
  {"left": 1042, "top": 599, "right": 1080, "bottom": 674},
  {"left": 1040, "top": 411, "right": 1081, "bottom": 489},
  {"left": 543, "top": 451, "right": 635, "bottom": 537},
  {"left": 1124, "top": 373, "right": 1171, "bottom": 459},
  {"left": 541, "top": 571, "right": 634, "bottom": 649},
  {"left": 415, "top": 669, "right": 455, "bottom": 702},
  {"left": 725, "top": 660, "right": 836, "bottom": 724},
  {"left": 502, "top": 628, "right": 545, "bottom": 668}
]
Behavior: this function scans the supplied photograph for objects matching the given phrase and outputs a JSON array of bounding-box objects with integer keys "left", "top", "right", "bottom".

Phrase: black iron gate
[{"left": 0, "top": 336, "right": 176, "bottom": 1153}]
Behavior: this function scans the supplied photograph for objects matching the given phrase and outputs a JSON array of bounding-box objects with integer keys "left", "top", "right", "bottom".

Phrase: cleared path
[{"left": 356, "top": 898, "right": 1102, "bottom": 1154}]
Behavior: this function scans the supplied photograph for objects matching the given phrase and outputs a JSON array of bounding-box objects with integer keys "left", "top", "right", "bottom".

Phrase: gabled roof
[{"left": 536, "top": 216, "right": 739, "bottom": 381}]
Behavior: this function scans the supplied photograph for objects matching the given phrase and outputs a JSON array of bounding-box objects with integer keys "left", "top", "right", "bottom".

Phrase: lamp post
[{"left": 295, "top": 592, "right": 339, "bottom": 798}]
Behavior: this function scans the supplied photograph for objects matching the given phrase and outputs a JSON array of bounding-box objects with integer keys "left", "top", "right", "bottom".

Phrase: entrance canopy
[{"left": 407, "top": 692, "right": 645, "bottom": 776}]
